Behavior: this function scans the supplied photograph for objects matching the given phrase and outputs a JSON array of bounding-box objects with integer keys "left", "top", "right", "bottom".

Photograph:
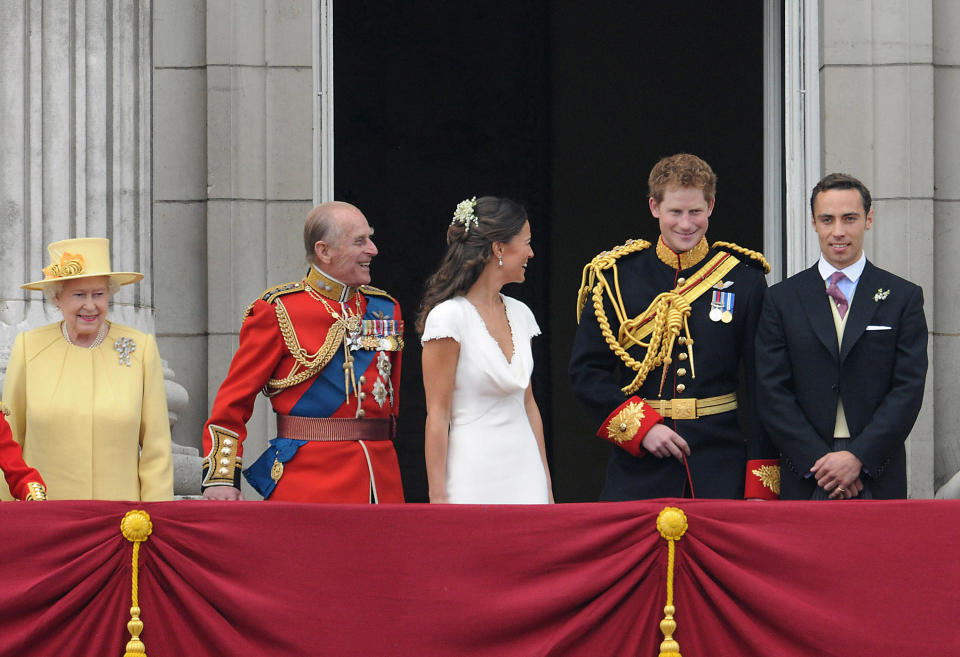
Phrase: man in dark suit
[{"left": 756, "top": 173, "right": 927, "bottom": 499}]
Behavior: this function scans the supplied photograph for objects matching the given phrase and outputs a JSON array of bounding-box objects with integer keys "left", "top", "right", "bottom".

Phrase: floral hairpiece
[{"left": 451, "top": 197, "right": 479, "bottom": 233}]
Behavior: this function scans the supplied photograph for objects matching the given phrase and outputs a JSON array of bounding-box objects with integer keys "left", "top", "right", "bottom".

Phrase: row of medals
[
  {"left": 709, "top": 307, "right": 733, "bottom": 324},
  {"left": 709, "top": 282, "right": 734, "bottom": 324}
]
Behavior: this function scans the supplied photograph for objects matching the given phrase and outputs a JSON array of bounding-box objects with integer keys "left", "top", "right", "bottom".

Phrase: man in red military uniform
[{"left": 201, "top": 202, "right": 405, "bottom": 503}]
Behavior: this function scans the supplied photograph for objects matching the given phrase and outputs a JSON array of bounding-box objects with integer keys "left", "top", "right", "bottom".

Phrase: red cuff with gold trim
[
  {"left": 597, "top": 396, "right": 663, "bottom": 457},
  {"left": 745, "top": 458, "right": 781, "bottom": 499}
]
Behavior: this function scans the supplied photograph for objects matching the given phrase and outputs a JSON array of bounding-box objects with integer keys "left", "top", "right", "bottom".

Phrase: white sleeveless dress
[{"left": 421, "top": 295, "right": 549, "bottom": 504}]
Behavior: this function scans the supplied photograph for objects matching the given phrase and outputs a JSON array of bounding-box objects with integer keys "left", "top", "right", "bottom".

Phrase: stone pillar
[
  {"left": 932, "top": 0, "right": 960, "bottom": 495},
  {"left": 0, "top": 0, "right": 154, "bottom": 378},
  {"left": 203, "top": 0, "right": 315, "bottom": 496},
  {"left": 153, "top": 0, "right": 209, "bottom": 451},
  {"left": 819, "top": 0, "right": 936, "bottom": 497}
]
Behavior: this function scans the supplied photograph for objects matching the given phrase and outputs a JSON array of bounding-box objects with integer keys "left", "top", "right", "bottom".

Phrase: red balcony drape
[{"left": 0, "top": 499, "right": 957, "bottom": 656}]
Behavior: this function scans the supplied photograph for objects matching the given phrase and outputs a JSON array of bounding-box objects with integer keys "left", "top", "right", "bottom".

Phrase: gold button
[
  {"left": 619, "top": 423, "right": 627, "bottom": 432},
  {"left": 677, "top": 277, "right": 686, "bottom": 285},
  {"left": 678, "top": 336, "right": 686, "bottom": 345},
  {"left": 223, "top": 438, "right": 233, "bottom": 447},
  {"left": 357, "top": 408, "right": 366, "bottom": 418},
  {"left": 358, "top": 376, "right": 366, "bottom": 385},
  {"left": 218, "top": 467, "right": 228, "bottom": 475},
  {"left": 220, "top": 448, "right": 231, "bottom": 456},
  {"left": 676, "top": 383, "right": 686, "bottom": 393},
  {"left": 678, "top": 352, "right": 688, "bottom": 361},
  {"left": 677, "top": 368, "right": 687, "bottom": 377},
  {"left": 359, "top": 391, "right": 367, "bottom": 400}
]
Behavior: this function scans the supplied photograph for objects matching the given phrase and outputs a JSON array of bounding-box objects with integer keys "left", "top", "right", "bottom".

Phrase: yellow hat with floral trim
[{"left": 22, "top": 237, "right": 144, "bottom": 290}]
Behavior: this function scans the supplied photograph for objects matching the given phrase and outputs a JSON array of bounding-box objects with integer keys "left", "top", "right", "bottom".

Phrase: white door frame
[
  {"left": 313, "top": 0, "right": 335, "bottom": 205},
  {"left": 778, "top": 0, "right": 822, "bottom": 279}
]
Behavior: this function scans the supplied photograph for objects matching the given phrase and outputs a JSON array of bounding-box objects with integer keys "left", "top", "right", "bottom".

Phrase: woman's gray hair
[{"left": 42, "top": 277, "right": 121, "bottom": 302}]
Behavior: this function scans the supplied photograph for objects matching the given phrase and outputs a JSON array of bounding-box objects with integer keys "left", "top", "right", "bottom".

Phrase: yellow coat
[{"left": 1, "top": 322, "right": 173, "bottom": 501}]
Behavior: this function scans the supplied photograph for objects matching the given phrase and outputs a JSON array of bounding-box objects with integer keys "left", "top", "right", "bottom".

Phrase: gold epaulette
[
  {"left": 260, "top": 281, "right": 304, "bottom": 303},
  {"left": 575, "top": 239, "right": 652, "bottom": 322},
  {"left": 242, "top": 281, "right": 304, "bottom": 321},
  {"left": 712, "top": 241, "right": 771, "bottom": 274},
  {"left": 360, "top": 284, "right": 397, "bottom": 302}
]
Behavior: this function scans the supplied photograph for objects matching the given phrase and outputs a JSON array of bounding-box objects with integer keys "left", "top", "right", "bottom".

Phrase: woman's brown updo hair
[{"left": 415, "top": 196, "right": 528, "bottom": 335}]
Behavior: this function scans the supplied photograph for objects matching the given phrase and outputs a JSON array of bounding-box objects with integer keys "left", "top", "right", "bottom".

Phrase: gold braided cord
[
  {"left": 579, "top": 238, "right": 684, "bottom": 396},
  {"left": 712, "top": 240, "right": 770, "bottom": 273},
  {"left": 266, "top": 299, "right": 347, "bottom": 393},
  {"left": 590, "top": 284, "right": 692, "bottom": 396},
  {"left": 130, "top": 541, "right": 141, "bottom": 607},
  {"left": 575, "top": 239, "right": 651, "bottom": 322},
  {"left": 578, "top": 242, "right": 741, "bottom": 396}
]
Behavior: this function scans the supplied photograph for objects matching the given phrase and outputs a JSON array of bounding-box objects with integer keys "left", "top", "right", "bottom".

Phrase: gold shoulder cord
[
  {"left": 576, "top": 239, "right": 739, "bottom": 398},
  {"left": 265, "top": 299, "right": 350, "bottom": 394},
  {"left": 712, "top": 241, "right": 771, "bottom": 273},
  {"left": 577, "top": 239, "right": 677, "bottom": 396}
]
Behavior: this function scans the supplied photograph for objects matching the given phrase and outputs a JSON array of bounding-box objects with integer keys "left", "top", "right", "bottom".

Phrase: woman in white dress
[{"left": 417, "top": 196, "right": 553, "bottom": 504}]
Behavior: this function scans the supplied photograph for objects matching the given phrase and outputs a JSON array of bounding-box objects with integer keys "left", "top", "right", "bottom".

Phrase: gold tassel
[
  {"left": 656, "top": 506, "right": 688, "bottom": 657},
  {"left": 120, "top": 510, "right": 154, "bottom": 657}
]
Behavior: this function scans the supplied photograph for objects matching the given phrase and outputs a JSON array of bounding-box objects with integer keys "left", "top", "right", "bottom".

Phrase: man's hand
[
  {"left": 641, "top": 423, "right": 691, "bottom": 461},
  {"left": 811, "top": 450, "right": 863, "bottom": 499},
  {"left": 203, "top": 486, "right": 244, "bottom": 501}
]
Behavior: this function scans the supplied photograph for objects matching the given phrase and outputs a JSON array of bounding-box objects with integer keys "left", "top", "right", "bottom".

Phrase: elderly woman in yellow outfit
[{"left": 1, "top": 238, "right": 173, "bottom": 501}]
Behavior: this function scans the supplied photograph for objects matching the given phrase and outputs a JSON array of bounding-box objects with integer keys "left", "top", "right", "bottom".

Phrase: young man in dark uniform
[{"left": 570, "top": 153, "right": 779, "bottom": 500}]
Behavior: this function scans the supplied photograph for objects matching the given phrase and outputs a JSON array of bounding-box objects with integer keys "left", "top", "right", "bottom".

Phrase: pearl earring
[{"left": 498, "top": 254, "right": 503, "bottom": 267}]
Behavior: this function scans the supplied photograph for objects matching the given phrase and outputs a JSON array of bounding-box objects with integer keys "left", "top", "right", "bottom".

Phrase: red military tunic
[
  {"left": 0, "top": 408, "right": 47, "bottom": 500},
  {"left": 201, "top": 267, "right": 404, "bottom": 503}
]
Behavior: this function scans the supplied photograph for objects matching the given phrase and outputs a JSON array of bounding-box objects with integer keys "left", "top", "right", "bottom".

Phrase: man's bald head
[{"left": 304, "top": 201, "right": 363, "bottom": 265}]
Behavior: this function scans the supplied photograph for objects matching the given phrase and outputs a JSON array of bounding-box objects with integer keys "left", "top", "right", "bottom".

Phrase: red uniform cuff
[
  {"left": 597, "top": 397, "right": 663, "bottom": 457},
  {"left": 745, "top": 458, "right": 781, "bottom": 499}
]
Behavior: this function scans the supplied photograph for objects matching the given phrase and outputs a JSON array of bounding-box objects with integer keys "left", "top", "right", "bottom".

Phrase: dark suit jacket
[{"left": 755, "top": 261, "right": 927, "bottom": 499}]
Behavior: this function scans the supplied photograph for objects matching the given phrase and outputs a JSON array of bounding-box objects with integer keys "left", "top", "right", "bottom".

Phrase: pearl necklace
[{"left": 62, "top": 321, "right": 108, "bottom": 348}]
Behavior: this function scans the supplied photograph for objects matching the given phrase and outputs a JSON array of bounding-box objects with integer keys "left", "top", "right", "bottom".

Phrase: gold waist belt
[
  {"left": 276, "top": 415, "right": 395, "bottom": 442},
  {"left": 647, "top": 392, "right": 737, "bottom": 420}
]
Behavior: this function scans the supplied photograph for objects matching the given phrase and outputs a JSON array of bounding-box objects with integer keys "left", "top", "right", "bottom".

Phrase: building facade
[{"left": 1, "top": 0, "right": 957, "bottom": 498}]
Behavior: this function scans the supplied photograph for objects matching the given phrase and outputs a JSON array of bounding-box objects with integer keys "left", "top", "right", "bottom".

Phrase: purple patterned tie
[{"left": 826, "top": 271, "right": 848, "bottom": 318}]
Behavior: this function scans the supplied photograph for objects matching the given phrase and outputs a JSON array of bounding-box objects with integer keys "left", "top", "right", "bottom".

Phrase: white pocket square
[{"left": 866, "top": 325, "right": 892, "bottom": 331}]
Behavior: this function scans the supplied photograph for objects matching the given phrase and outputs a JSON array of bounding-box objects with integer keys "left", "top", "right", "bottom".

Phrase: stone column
[
  {"left": 819, "top": 0, "right": 936, "bottom": 497},
  {"left": 203, "top": 0, "right": 315, "bottom": 496},
  {"left": 0, "top": 0, "right": 154, "bottom": 378}
]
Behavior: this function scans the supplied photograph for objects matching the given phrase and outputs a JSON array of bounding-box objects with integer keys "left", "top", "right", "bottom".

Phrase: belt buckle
[{"left": 671, "top": 398, "right": 697, "bottom": 420}]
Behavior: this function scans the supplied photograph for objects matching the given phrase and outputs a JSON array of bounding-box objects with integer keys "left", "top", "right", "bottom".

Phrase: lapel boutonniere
[{"left": 873, "top": 288, "right": 890, "bottom": 302}]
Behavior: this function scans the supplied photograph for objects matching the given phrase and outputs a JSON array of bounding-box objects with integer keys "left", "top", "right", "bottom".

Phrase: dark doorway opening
[{"left": 335, "top": 2, "right": 766, "bottom": 502}]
